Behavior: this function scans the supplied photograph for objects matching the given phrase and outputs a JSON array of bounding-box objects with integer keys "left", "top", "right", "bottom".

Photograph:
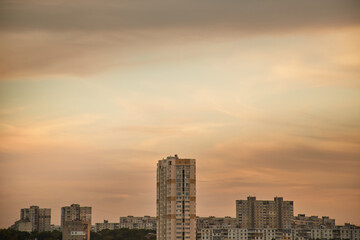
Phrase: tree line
[{"left": 0, "top": 228, "right": 156, "bottom": 240}]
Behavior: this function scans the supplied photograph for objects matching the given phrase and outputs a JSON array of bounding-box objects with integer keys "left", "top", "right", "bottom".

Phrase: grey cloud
[
  {"left": 0, "top": 0, "right": 359, "bottom": 33},
  {"left": 1, "top": 0, "right": 359, "bottom": 80}
]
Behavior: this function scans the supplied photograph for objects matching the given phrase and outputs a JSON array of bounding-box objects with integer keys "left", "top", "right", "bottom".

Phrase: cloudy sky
[{"left": 0, "top": 0, "right": 359, "bottom": 228}]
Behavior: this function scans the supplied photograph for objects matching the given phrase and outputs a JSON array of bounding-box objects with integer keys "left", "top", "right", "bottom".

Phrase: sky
[{"left": 0, "top": 0, "right": 360, "bottom": 228}]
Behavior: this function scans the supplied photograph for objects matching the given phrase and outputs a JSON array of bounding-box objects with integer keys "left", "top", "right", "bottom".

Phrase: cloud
[
  {"left": 202, "top": 134, "right": 360, "bottom": 174},
  {"left": 1, "top": 0, "right": 359, "bottom": 33},
  {"left": 0, "top": 114, "right": 104, "bottom": 152},
  {"left": 0, "top": 0, "right": 360, "bottom": 80},
  {"left": 196, "top": 134, "right": 360, "bottom": 223},
  {"left": 0, "top": 0, "right": 359, "bottom": 227}
]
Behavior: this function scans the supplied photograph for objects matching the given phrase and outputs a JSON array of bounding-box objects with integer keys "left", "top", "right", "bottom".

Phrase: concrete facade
[
  {"left": 61, "top": 204, "right": 92, "bottom": 227},
  {"left": 198, "top": 227, "right": 360, "bottom": 240},
  {"left": 157, "top": 155, "right": 196, "bottom": 240},
  {"left": 95, "top": 220, "right": 120, "bottom": 232},
  {"left": 18, "top": 206, "right": 51, "bottom": 232},
  {"left": 197, "top": 216, "right": 239, "bottom": 229},
  {"left": 294, "top": 214, "right": 335, "bottom": 229},
  {"left": 11, "top": 219, "right": 33, "bottom": 233},
  {"left": 236, "top": 197, "right": 293, "bottom": 229},
  {"left": 198, "top": 228, "right": 292, "bottom": 240},
  {"left": 62, "top": 220, "right": 90, "bottom": 240},
  {"left": 120, "top": 216, "right": 156, "bottom": 230}
]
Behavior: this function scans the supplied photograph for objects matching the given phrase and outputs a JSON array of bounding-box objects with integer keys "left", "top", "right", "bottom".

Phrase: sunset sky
[{"left": 0, "top": 0, "right": 360, "bottom": 228}]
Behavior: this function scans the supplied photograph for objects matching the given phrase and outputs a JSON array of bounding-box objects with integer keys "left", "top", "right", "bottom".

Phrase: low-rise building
[
  {"left": 119, "top": 216, "right": 156, "bottom": 230},
  {"left": 11, "top": 219, "right": 33, "bottom": 233},
  {"left": 62, "top": 220, "right": 90, "bottom": 240},
  {"left": 198, "top": 228, "right": 292, "bottom": 240},
  {"left": 294, "top": 214, "right": 335, "bottom": 229},
  {"left": 95, "top": 220, "right": 120, "bottom": 232},
  {"left": 198, "top": 226, "right": 360, "bottom": 240},
  {"left": 339, "top": 224, "right": 360, "bottom": 240},
  {"left": 310, "top": 229, "right": 334, "bottom": 239},
  {"left": 197, "top": 216, "right": 239, "bottom": 229},
  {"left": 50, "top": 225, "right": 62, "bottom": 231}
]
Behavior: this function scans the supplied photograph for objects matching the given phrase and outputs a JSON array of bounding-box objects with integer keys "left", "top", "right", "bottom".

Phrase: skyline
[
  {"left": 5, "top": 194, "right": 345, "bottom": 227},
  {"left": 1, "top": 0, "right": 360, "bottom": 229},
  {"left": 2, "top": 157, "right": 358, "bottom": 227}
]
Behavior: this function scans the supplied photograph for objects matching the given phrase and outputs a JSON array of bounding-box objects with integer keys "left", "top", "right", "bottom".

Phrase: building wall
[
  {"left": 157, "top": 155, "right": 196, "bottom": 240},
  {"left": 39, "top": 208, "right": 51, "bottom": 232},
  {"left": 61, "top": 204, "right": 92, "bottom": 227},
  {"left": 11, "top": 220, "right": 33, "bottom": 233},
  {"left": 199, "top": 228, "right": 292, "bottom": 240},
  {"left": 95, "top": 220, "right": 120, "bottom": 232},
  {"left": 198, "top": 227, "right": 360, "bottom": 240},
  {"left": 20, "top": 206, "right": 51, "bottom": 232},
  {"left": 197, "top": 216, "right": 239, "bottom": 229},
  {"left": 236, "top": 197, "right": 293, "bottom": 229},
  {"left": 119, "top": 216, "right": 156, "bottom": 230},
  {"left": 62, "top": 220, "right": 90, "bottom": 240},
  {"left": 294, "top": 214, "right": 336, "bottom": 229}
]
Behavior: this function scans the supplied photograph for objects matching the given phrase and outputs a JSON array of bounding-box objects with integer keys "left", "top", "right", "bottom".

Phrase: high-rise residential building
[
  {"left": 38, "top": 208, "right": 52, "bottom": 232},
  {"left": 157, "top": 155, "right": 196, "bottom": 240},
  {"left": 61, "top": 204, "right": 92, "bottom": 227},
  {"left": 16, "top": 205, "right": 51, "bottom": 232},
  {"left": 236, "top": 196, "right": 293, "bottom": 229}
]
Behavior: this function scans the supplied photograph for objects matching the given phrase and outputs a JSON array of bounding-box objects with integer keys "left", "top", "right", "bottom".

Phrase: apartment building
[
  {"left": 61, "top": 204, "right": 92, "bottom": 240},
  {"left": 236, "top": 196, "right": 293, "bottom": 229},
  {"left": 14, "top": 205, "right": 51, "bottom": 232},
  {"left": 157, "top": 155, "right": 196, "bottom": 240},
  {"left": 198, "top": 226, "right": 360, "bottom": 240},
  {"left": 11, "top": 219, "right": 33, "bottom": 233},
  {"left": 198, "top": 228, "right": 292, "bottom": 240},
  {"left": 294, "top": 214, "right": 335, "bottom": 229},
  {"left": 120, "top": 216, "right": 156, "bottom": 230},
  {"left": 197, "top": 216, "right": 239, "bottom": 229},
  {"left": 62, "top": 220, "right": 90, "bottom": 240},
  {"left": 95, "top": 220, "right": 120, "bottom": 232},
  {"left": 61, "top": 204, "right": 92, "bottom": 227}
]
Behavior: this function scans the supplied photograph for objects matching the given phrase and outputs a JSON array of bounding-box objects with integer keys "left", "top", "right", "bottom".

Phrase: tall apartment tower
[
  {"left": 157, "top": 155, "right": 196, "bottom": 240},
  {"left": 61, "top": 204, "right": 92, "bottom": 227},
  {"left": 236, "top": 196, "right": 293, "bottom": 229},
  {"left": 20, "top": 206, "right": 51, "bottom": 232}
]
